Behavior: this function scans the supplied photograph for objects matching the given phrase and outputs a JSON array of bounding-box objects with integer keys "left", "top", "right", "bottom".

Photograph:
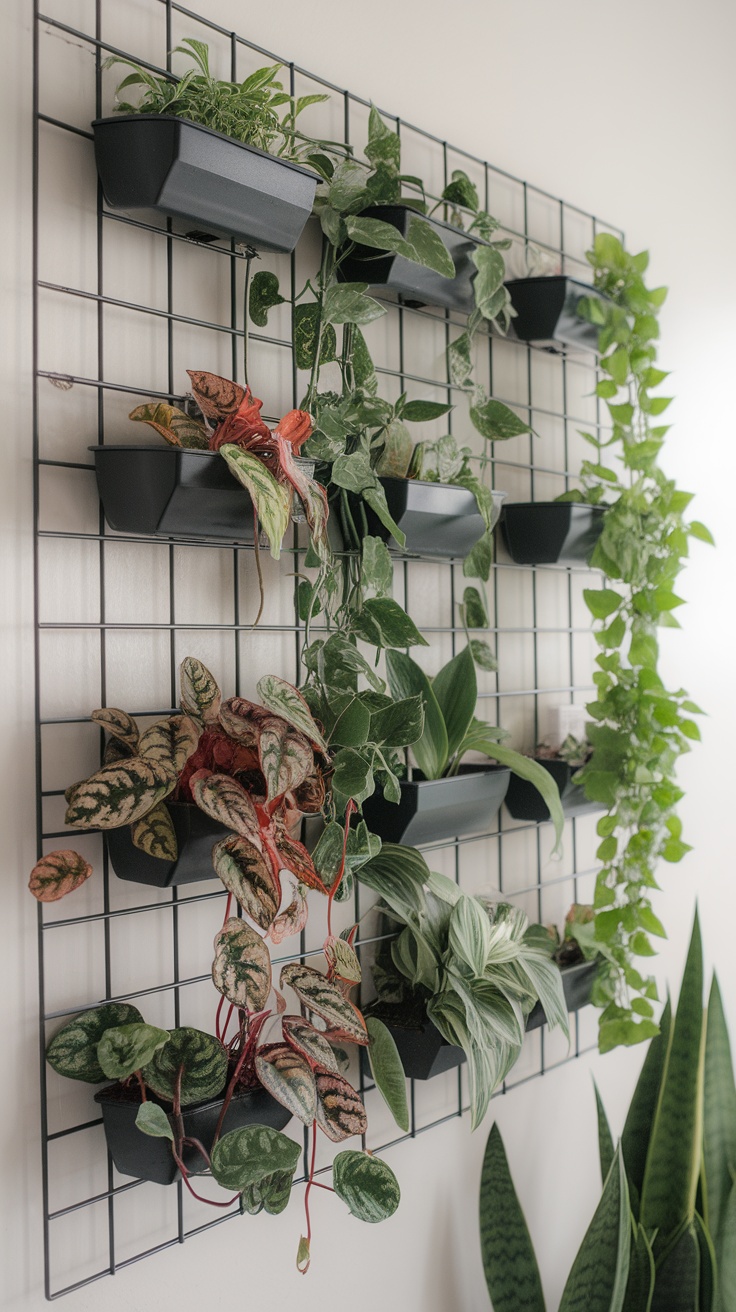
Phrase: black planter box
[
  {"left": 339, "top": 205, "right": 488, "bottom": 312},
  {"left": 106, "top": 803, "right": 230, "bottom": 888},
  {"left": 95, "top": 1083, "right": 292, "bottom": 1184},
  {"left": 506, "top": 276, "right": 611, "bottom": 353},
  {"left": 92, "top": 115, "right": 317, "bottom": 252},
  {"left": 525, "top": 959, "right": 598, "bottom": 1031},
  {"left": 362, "top": 1010, "right": 465, "bottom": 1082},
  {"left": 505, "top": 759, "right": 602, "bottom": 823},
  {"left": 362, "top": 478, "right": 503, "bottom": 559},
  {"left": 361, "top": 765, "right": 510, "bottom": 847},
  {"left": 91, "top": 446, "right": 257, "bottom": 541},
  {"left": 500, "top": 502, "right": 604, "bottom": 566}
]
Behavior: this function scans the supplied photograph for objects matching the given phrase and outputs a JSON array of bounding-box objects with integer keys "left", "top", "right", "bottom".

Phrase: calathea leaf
[
  {"left": 212, "top": 834, "right": 280, "bottom": 931},
  {"left": 97, "top": 1022, "right": 170, "bottom": 1080},
  {"left": 131, "top": 802, "right": 178, "bottom": 861},
  {"left": 269, "top": 882, "right": 309, "bottom": 944},
  {"left": 191, "top": 774, "right": 262, "bottom": 846},
  {"left": 365, "top": 1017, "right": 409, "bottom": 1133},
  {"left": 256, "top": 675, "right": 328, "bottom": 755},
  {"left": 255, "top": 1043, "right": 317, "bottom": 1125},
  {"left": 46, "top": 1002, "right": 144, "bottom": 1083},
  {"left": 249, "top": 270, "right": 286, "bottom": 327},
  {"left": 280, "top": 963, "right": 368, "bottom": 1045},
  {"left": 294, "top": 302, "right": 337, "bottom": 370},
  {"left": 128, "top": 401, "right": 209, "bottom": 450},
  {"left": 282, "top": 1016, "right": 339, "bottom": 1073},
  {"left": 352, "top": 598, "right": 428, "bottom": 650},
  {"left": 210, "top": 1124, "right": 301, "bottom": 1191},
  {"left": 180, "top": 657, "right": 221, "bottom": 725},
  {"left": 333, "top": 1150, "right": 401, "bottom": 1222},
  {"left": 315, "top": 1073, "right": 368, "bottom": 1142},
  {"left": 135, "top": 1102, "right": 174, "bottom": 1140},
  {"left": 258, "top": 716, "right": 314, "bottom": 803},
  {"left": 212, "top": 917, "right": 272, "bottom": 1011},
  {"left": 91, "top": 707, "right": 139, "bottom": 749},
  {"left": 138, "top": 714, "right": 200, "bottom": 775},
  {"left": 65, "top": 758, "right": 175, "bottom": 830},
  {"left": 141, "top": 1027, "right": 228, "bottom": 1106},
  {"left": 219, "top": 445, "right": 292, "bottom": 560},
  {"left": 29, "top": 850, "right": 93, "bottom": 903}
]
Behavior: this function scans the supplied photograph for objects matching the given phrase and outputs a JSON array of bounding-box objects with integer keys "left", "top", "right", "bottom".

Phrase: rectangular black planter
[
  {"left": 106, "top": 803, "right": 230, "bottom": 888},
  {"left": 92, "top": 115, "right": 317, "bottom": 252},
  {"left": 361, "top": 765, "right": 510, "bottom": 847},
  {"left": 91, "top": 446, "right": 256, "bottom": 541},
  {"left": 500, "top": 501, "right": 604, "bottom": 566},
  {"left": 362, "top": 1010, "right": 465, "bottom": 1082},
  {"left": 506, "top": 276, "right": 611, "bottom": 353},
  {"left": 525, "top": 959, "right": 598, "bottom": 1031},
  {"left": 95, "top": 1083, "right": 292, "bottom": 1184},
  {"left": 339, "top": 205, "right": 488, "bottom": 312},
  {"left": 362, "top": 478, "right": 503, "bottom": 559},
  {"left": 505, "top": 759, "right": 603, "bottom": 823}
]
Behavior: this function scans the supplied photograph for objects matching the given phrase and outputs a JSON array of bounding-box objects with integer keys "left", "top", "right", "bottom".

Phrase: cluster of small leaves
[{"left": 570, "top": 233, "right": 713, "bottom": 1052}]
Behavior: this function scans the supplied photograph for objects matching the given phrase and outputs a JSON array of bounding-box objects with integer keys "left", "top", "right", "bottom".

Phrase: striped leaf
[
  {"left": 219, "top": 445, "right": 292, "bottom": 560},
  {"left": 256, "top": 675, "right": 328, "bottom": 755},
  {"left": 269, "top": 884, "right": 309, "bottom": 944},
  {"left": 103, "top": 736, "right": 134, "bottom": 765},
  {"left": 128, "top": 401, "right": 209, "bottom": 449},
  {"left": 365, "top": 1016, "right": 409, "bottom": 1133},
  {"left": 622, "top": 998, "right": 672, "bottom": 1213},
  {"left": 280, "top": 963, "right": 368, "bottom": 1045},
  {"left": 595, "top": 1081, "right": 615, "bottom": 1186},
  {"left": 448, "top": 895, "right": 492, "bottom": 976},
  {"left": 281, "top": 1016, "right": 339, "bottom": 1074},
  {"left": 91, "top": 707, "right": 139, "bottom": 749},
  {"left": 210, "top": 1124, "right": 301, "bottom": 1191},
  {"left": 97, "top": 1022, "right": 170, "bottom": 1080},
  {"left": 192, "top": 774, "right": 261, "bottom": 845},
  {"left": 278, "top": 442, "right": 330, "bottom": 565},
  {"left": 131, "top": 802, "right": 178, "bottom": 861},
  {"left": 240, "top": 1168, "right": 293, "bottom": 1216},
  {"left": 65, "top": 758, "right": 175, "bottom": 830},
  {"left": 141, "top": 1027, "right": 228, "bottom": 1106},
  {"left": 479, "top": 1123, "right": 546, "bottom": 1312},
  {"left": 138, "top": 714, "right": 200, "bottom": 775},
  {"left": 218, "top": 697, "right": 263, "bottom": 746},
  {"left": 650, "top": 1221, "right": 701, "bottom": 1312},
  {"left": 715, "top": 1184, "right": 736, "bottom": 1312},
  {"left": 622, "top": 1222, "right": 655, "bottom": 1312},
  {"left": 272, "top": 820, "right": 324, "bottom": 892},
  {"left": 693, "top": 1212, "right": 716, "bottom": 1312},
  {"left": 315, "top": 1072, "right": 367, "bottom": 1142},
  {"left": 135, "top": 1102, "right": 174, "bottom": 1140},
  {"left": 186, "top": 369, "right": 245, "bottom": 420},
  {"left": 324, "top": 935, "right": 362, "bottom": 984},
  {"left": 29, "top": 849, "right": 93, "bottom": 902},
  {"left": 212, "top": 834, "right": 279, "bottom": 931},
  {"left": 559, "top": 1148, "right": 631, "bottom": 1312},
  {"left": 180, "top": 657, "right": 221, "bottom": 726},
  {"left": 255, "top": 1042, "right": 317, "bottom": 1125},
  {"left": 212, "top": 917, "right": 272, "bottom": 1011},
  {"left": 258, "top": 716, "right": 314, "bottom": 803},
  {"left": 703, "top": 975, "right": 736, "bottom": 1266},
  {"left": 46, "top": 1003, "right": 144, "bottom": 1083},
  {"left": 332, "top": 1150, "right": 401, "bottom": 1222}
]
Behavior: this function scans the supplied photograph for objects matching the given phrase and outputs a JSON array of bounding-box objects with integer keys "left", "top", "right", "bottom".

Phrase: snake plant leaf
[
  {"left": 65, "top": 758, "right": 175, "bottom": 830},
  {"left": 282, "top": 1016, "right": 340, "bottom": 1073},
  {"left": 649, "top": 1220, "right": 701, "bottom": 1312},
  {"left": 558, "top": 1147, "right": 631, "bottom": 1312},
  {"left": 703, "top": 974, "right": 736, "bottom": 1259},
  {"left": 315, "top": 1072, "right": 368, "bottom": 1142},
  {"left": 594, "top": 1081, "right": 615, "bottom": 1186},
  {"left": 128, "top": 401, "right": 209, "bottom": 449},
  {"left": 640, "top": 914, "right": 704, "bottom": 1249},
  {"left": 46, "top": 1003, "right": 145, "bottom": 1083},
  {"left": 280, "top": 963, "right": 368, "bottom": 1045},
  {"left": 29, "top": 849, "right": 93, "bottom": 902},
  {"left": 91, "top": 707, "right": 139, "bottom": 749},
  {"left": 210, "top": 1124, "right": 301, "bottom": 1191},
  {"left": 137, "top": 714, "right": 200, "bottom": 776},
  {"left": 141, "top": 1027, "right": 228, "bottom": 1106},
  {"left": 131, "top": 802, "right": 178, "bottom": 862},
  {"left": 212, "top": 834, "right": 279, "bottom": 931},
  {"left": 97, "top": 1022, "right": 170, "bottom": 1081},
  {"left": 385, "top": 649, "right": 448, "bottom": 779},
  {"left": 479, "top": 1123, "right": 546, "bottom": 1312},
  {"left": 365, "top": 1016, "right": 409, "bottom": 1133},
  {"left": 240, "top": 1168, "right": 294, "bottom": 1216},
  {"left": 332, "top": 1150, "right": 401, "bottom": 1222},
  {"left": 715, "top": 1184, "right": 736, "bottom": 1312},
  {"left": 430, "top": 646, "right": 477, "bottom": 761},
  {"left": 179, "top": 656, "right": 221, "bottom": 726},
  {"left": 219, "top": 444, "right": 292, "bottom": 559},
  {"left": 622, "top": 1221, "right": 655, "bottom": 1312},
  {"left": 135, "top": 1102, "right": 174, "bottom": 1140},
  {"left": 258, "top": 716, "right": 314, "bottom": 803},
  {"left": 212, "top": 917, "right": 272, "bottom": 1011},
  {"left": 693, "top": 1212, "right": 716, "bottom": 1312},
  {"left": 324, "top": 935, "right": 362, "bottom": 984},
  {"left": 191, "top": 774, "right": 262, "bottom": 846},
  {"left": 256, "top": 675, "right": 329, "bottom": 755},
  {"left": 255, "top": 1043, "right": 317, "bottom": 1124},
  {"left": 621, "top": 997, "right": 672, "bottom": 1214}
]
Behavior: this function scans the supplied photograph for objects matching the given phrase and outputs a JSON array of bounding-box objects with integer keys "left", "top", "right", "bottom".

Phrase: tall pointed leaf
[
  {"left": 315, "top": 1072, "right": 367, "bottom": 1142},
  {"left": 479, "top": 1123, "right": 546, "bottom": 1312},
  {"left": 622, "top": 997, "right": 672, "bottom": 1212},
  {"left": 650, "top": 1221, "right": 701, "bottom": 1312},
  {"left": 219, "top": 444, "right": 292, "bottom": 559},
  {"left": 179, "top": 657, "right": 221, "bottom": 725},
  {"left": 385, "top": 649, "right": 448, "bottom": 779},
  {"left": 693, "top": 1211, "right": 716, "bottom": 1312},
  {"left": 212, "top": 834, "right": 279, "bottom": 931},
  {"left": 365, "top": 1016, "right": 409, "bottom": 1133},
  {"left": 715, "top": 1184, "right": 736, "bottom": 1312},
  {"left": 703, "top": 974, "right": 736, "bottom": 1254},
  {"left": 212, "top": 917, "right": 272, "bottom": 1011},
  {"left": 255, "top": 1043, "right": 317, "bottom": 1125},
  {"left": 256, "top": 675, "right": 329, "bottom": 755},
  {"left": 622, "top": 1222, "right": 655, "bottom": 1312},
  {"left": 432, "top": 647, "right": 477, "bottom": 760},
  {"left": 595, "top": 1081, "right": 615, "bottom": 1186},
  {"left": 558, "top": 1148, "right": 631, "bottom": 1312}
]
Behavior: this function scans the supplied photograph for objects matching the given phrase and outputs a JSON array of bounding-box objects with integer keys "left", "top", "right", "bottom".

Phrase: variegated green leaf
[
  {"left": 141, "top": 1027, "right": 228, "bottom": 1106},
  {"left": 280, "top": 963, "right": 368, "bottom": 1045},
  {"left": 65, "top": 758, "right": 175, "bottom": 830},
  {"left": 219, "top": 444, "right": 292, "bottom": 560},
  {"left": 46, "top": 1003, "right": 144, "bottom": 1083},
  {"left": 192, "top": 773, "right": 261, "bottom": 845},
  {"left": 240, "top": 1169, "right": 293, "bottom": 1215},
  {"left": 97, "top": 1022, "right": 170, "bottom": 1080},
  {"left": 138, "top": 714, "right": 200, "bottom": 775},
  {"left": 269, "top": 883, "right": 309, "bottom": 944},
  {"left": 324, "top": 935, "right": 362, "bottom": 984},
  {"left": 135, "top": 1101, "right": 174, "bottom": 1140},
  {"left": 315, "top": 1072, "right": 367, "bottom": 1142},
  {"left": 256, "top": 675, "right": 329, "bottom": 755},
  {"left": 91, "top": 707, "right": 139, "bottom": 749},
  {"left": 212, "top": 834, "right": 279, "bottom": 931},
  {"left": 703, "top": 974, "right": 736, "bottom": 1269},
  {"left": 179, "top": 657, "right": 221, "bottom": 725},
  {"left": 211, "top": 1124, "right": 300, "bottom": 1191},
  {"left": 130, "top": 802, "right": 178, "bottom": 861},
  {"left": 448, "top": 895, "right": 492, "bottom": 976},
  {"left": 29, "top": 849, "right": 93, "bottom": 902},
  {"left": 218, "top": 696, "right": 263, "bottom": 746},
  {"left": 558, "top": 1148, "right": 630, "bottom": 1312},
  {"left": 212, "top": 917, "right": 272, "bottom": 1011},
  {"left": 332, "top": 1150, "right": 401, "bottom": 1222},
  {"left": 480, "top": 1123, "right": 547, "bottom": 1311},
  {"left": 128, "top": 401, "right": 209, "bottom": 449},
  {"left": 258, "top": 716, "right": 315, "bottom": 803},
  {"left": 255, "top": 1042, "right": 317, "bottom": 1125},
  {"left": 281, "top": 1016, "right": 339, "bottom": 1074}
]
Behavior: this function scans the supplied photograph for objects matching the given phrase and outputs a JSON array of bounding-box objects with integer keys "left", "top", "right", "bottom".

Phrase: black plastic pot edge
[
  {"left": 361, "top": 1009, "right": 465, "bottom": 1082},
  {"left": 526, "top": 959, "right": 599, "bottom": 1031},
  {"left": 357, "top": 477, "right": 504, "bottom": 560},
  {"left": 505, "top": 276, "right": 612, "bottom": 354},
  {"left": 361, "top": 764, "right": 511, "bottom": 847},
  {"left": 505, "top": 758, "right": 604, "bottom": 823},
  {"left": 500, "top": 501, "right": 605, "bottom": 566},
  {"left": 105, "top": 803, "right": 230, "bottom": 887}
]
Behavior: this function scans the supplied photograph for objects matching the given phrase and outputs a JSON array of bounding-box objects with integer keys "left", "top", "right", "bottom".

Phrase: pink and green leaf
[
  {"left": 179, "top": 657, "right": 222, "bottom": 726},
  {"left": 315, "top": 1072, "right": 367, "bottom": 1142},
  {"left": 219, "top": 445, "right": 292, "bottom": 560},
  {"left": 258, "top": 716, "right": 315, "bottom": 803},
  {"left": 256, "top": 675, "right": 329, "bottom": 755},
  {"left": 91, "top": 707, "right": 139, "bottom": 749},
  {"left": 212, "top": 917, "right": 272, "bottom": 1011},
  {"left": 65, "top": 758, "right": 175, "bottom": 830},
  {"left": 130, "top": 803, "right": 178, "bottom": 861},
  {"left": 138, "top": 713, "right": 200, "bottom": 775},
  {"left": 255, "top": 1042, "right": 317, "bottom": 1124},
  {"left": 128, "top": 401, "right": 209, "bottom": 450},
  {"left": 282, "top": 1016, "right": 340, "bottom": 1074},
  {"left": 212, "top": 833, "right": 280, "bottom": 930},
  {"left": 192, "top": 773, "right": 262, "bottom": 846},
  {"left": 280, "top": 963, "right": 368, "bottom": 1044},
  {"left": 29, "top": 849, "right": 94, "bottom": 903}
]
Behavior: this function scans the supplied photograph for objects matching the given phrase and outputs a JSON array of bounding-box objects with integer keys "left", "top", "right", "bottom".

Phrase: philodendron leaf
[
  {"left": 65, "top": 758, "right": 175, "bottom": 830},
  {"left": 29, "top": 850, "right": 93, "bottom": 902},
  {"left": 97, "top": 1022, "right": 170, "bottom": 1081},
  {"left": 558, "top": 1148, "right": 630, "bottom": 1312},
  {"left": 179, "top": 657, "right": 221, "bottom": 726},
  {"left": 463, "top": 585, "right": 489, "bottom": 629},
  {"left": 469, "top": 392, "right": 531, "bottom": 442},
  {"left": 294, "top": 302, "right": 337, "bottom": 369},
  {"left": 91, "top": 707, "right": 139, "bottom": 749},
  {"left": 128, "top": 401, "right": 209, "bottom": 449},
  {"left": 135, "top": 1102, "right": 174, "bottom": 1140},
  {"left": 280, "top": 963, "right": 368, "bottom": 1045},
  {"left": 137, "top": 714, "right": 200, "bottom": 775},
  {"left": 365, "top": 1017, "right": 409, "bottom": 1133},
  {"left": 219, "top": 444, "right": 292, "bottom": 560},
  {"left": 210, "top": 1124, "right": 301, "bottom": 1191},
  {"left": 212, "top": 834, "right": 279, "bottom": 931},
  {"left": 46, "top": 1003, "right": 144, "bottom": 1083},
  {"left": 479, "top": 1123, "right": 546, "bottom": 1312},
  {"left": 249, "top": 270, "right": 286, "bottom": 327},
  {"left": 191, "top": 774, "right": 261, "bottom": 845},
  {"left": 322, "top": 282, "right": 385, "bottom": 327},
  {"left": 332, "top": 1150, "right": 401, "bottom": 1222},
  {"left": 368, "top": 695, "right": 424, "bottom": 749},
  {"left": 255, "top": 1043, "right": 317, "bottom": 1125},
  {"left": 259, "top": 716, "right": 314, "bottom": 803},
  {"left": 141, "top": 1028, "right": 228, "bottom": 1106},
  {"left": 315, "top": 1073, "right": 368, "bottom": 1142},
  {"left": 404, "top": 216, "right": 455, "bottom": 278},
  {"left": 282, "top": 1016, "right": 340, "bottom": 1074},
  {"left": 212, "top": 917, "right": 272, "bottom": 1011},
  {"left": 131, "top": 802, "right": 178, "bottom": 862},
  {"left": 256, "top": 675, "right": 329, "bottom": 755},
  {"left": 352, "top": 598, "right": 429, "bottom": 651},
  {"left": 361, "top": 536, "right": 393, "bottom": 599}
]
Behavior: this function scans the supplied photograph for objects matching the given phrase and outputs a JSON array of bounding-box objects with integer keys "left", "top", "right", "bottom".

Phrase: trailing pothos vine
[{"left": 567, "top": 233, "right": 712, "bottom": 1051}]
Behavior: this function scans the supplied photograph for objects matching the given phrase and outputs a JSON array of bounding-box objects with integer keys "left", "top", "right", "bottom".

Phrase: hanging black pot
[
  {"left": 505, "top": 276, "right": 611, "bottom": 353},
  {"left": 105, "top": 803, "right": 230, "bottom": 888},
  {"left": 360, "top": 478, "right": 504, "bottom": 559},
  {"left": 362, "top": 1005, "right": 465, "bottom": 1081},
  {"left": 361, "top": 764, "right": 510, "bottom": 847},
  {"left": 505, "top": 758, "right": 603, "bottom": 823},
  {"left": 525, "top": 959, "right": 598, "bottom": 1031},
  {"left": 500, "top": 501, "right": 605, "bottom": 566},
  {"left": 338, "top": 205, "right": 488, "bottom": 312},
  {"left": 95, "top": 1082, "right": 291, "bottom": 1185},
  {"left": 92, "top": 115, "right": 317, "bottom": 252}
]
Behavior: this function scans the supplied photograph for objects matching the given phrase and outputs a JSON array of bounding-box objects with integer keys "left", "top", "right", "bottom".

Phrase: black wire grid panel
[{"left": 32, "top": 0, "right": 623, "bottom": 1298}]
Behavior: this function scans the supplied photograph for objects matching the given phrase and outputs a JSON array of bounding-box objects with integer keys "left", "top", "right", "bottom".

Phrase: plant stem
[
  {"left": 301, "top": 1123, "right": 318, "bottom": 1275},
  {"left": 242, "top": 251, "right": 254, "bottom": 386},
  {"left": 304, "top": 241, "right": 334, "bottom": 412}
]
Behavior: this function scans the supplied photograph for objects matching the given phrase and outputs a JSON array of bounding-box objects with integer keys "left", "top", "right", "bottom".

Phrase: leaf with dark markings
[
  {"left": 138, "top": 715, "right": 200, "bottom": 775},
  {"left": 128, "top": 401, "right": 209, "bottom": 449},
  {"left": 192, "top": 774, "right": 262, "bottom": 845},
  {"left": 282, "top": 1016, "right": 339, "bottom": 1073},
  {"left": 256, "top": 675, "right": 328, "bottom": 754},
  {"left": 269, "top": 883, "right": 309, "bottom": 943},
  {"left": 249, "top": 270, "right": 286, "bottom": 327},
  {"left": 280, "top": 963, "right": 368, "bottom": 1044},
  {"left": 65, "top": 758, "right": 175, "bottom": 831},
  {"left": 258, "top": 716, "right": 314, "bottom": 803},
  {"left": 479, "top": 1123, "right": 546, "bottom": 1310},
  {"left": 212, "top": 917, "right": 272, "bottom": 1011},
  {"left": 46, "top": 1003, "right": 145, "bottom": 1083},
  {"left": 272, "top": 819, "right": 324, "bottom": 892},
  {"left": 315, "top": 1072, "right": 367, "bottom": 1142},
  {"left": 91, "top": 707, "right": 139, "bottom": 749},
  {"left": 255, "top": 1043, "right": 317, "bottom": 1124},
  {"left": 179, "top": 657, "right": 222, "bottom": 725},
  {"left": 141, "top": 1027, "right": 228, "bottom": 1106},
  {"left": 186, "top": 370, "right": 244, "bottom": 420},
  {"left": 29, "top": 850, "right": 93, "bottom": 902},
  {"left": 332, "top": 1150, "right": 401, "bottom": 1222},
  {"left": 97, "top": 1022, "right": 170, "bottom": 1080},
  {"left": 212, "top": 834, "right": 279, "bottom": 930},
  {"left": 211, "top": 1124, "right": 301, "bottom": 1191},
  {"left": 558, "top": 1149, "right": 630, "bottom": 1311},
  {"left": 131, "top": 803, "right": 178, "bottom": 862},
  {"left": 218, "top": 697, "right": 264, "bottom": 746},
  {"left": 219, "top": 445, "right": 292, "bottom": 559},
  {"left": 324, "top": 935, "right": 362, "bottom": 984}
]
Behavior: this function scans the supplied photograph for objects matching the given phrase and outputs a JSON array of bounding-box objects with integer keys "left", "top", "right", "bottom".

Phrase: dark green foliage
[{"left": 479, "top": 1124, "right": 546, "bottom": 1311}]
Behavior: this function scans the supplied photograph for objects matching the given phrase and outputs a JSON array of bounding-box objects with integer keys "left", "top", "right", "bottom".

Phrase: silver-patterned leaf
[
  {"left": 218, "top": 697, "right": 264, "bottom": 746},
  {"left": 138, "top": 714, "right": 200, "bottom": 775},
  {"left": 315, "top": 1072, "right": 367, "bottom": 1143},
  {"left": 258, "top": 716, "right": 315, "bottom": 803},
  {"left": 256, "top": 675, "right": 328, "bottom": 755},
  {"left": 65, "top": 758, "right": 175, "bottom": 830},
  {"left": 29, "top": 850, "right": 93, "bottom": 903},
  {"left": 180, "top": 657, "right": 222, "bottom": 725},
  {"left": 212, "top": 834, "right": 279, "bottom": 930},
  {"left": 141, "top": 1027, "right": 228, "bottom": 1106},
  {"left": 280, "top": 963, "right": 368, "bottom": 1045},
  {"left": 91, "top": 707, "right": 139, "bottom": 749},
  {"left": 46, "top": 1003, "right": 145, "bottom": 1083},
  {"left": 282, "top": 1016, "right": 339, "bottom": 1074},
  {"left": 130, "top": 803, "right": 178, "bottom": 861},
  {"left": 269, "top": 883, "right": 309, "bottom": 944},
  {"left": 192, "top": 774, "right": 262, "bottom": 846},
  {"left": 212, "top": 917, "right": 272, "bottom": 1011},
  {"left": 324, "top": 935, "right": 362, "bottom": 984},
  {"left": 255, "top": 1043, "right": 317, "bottom": 1124}
]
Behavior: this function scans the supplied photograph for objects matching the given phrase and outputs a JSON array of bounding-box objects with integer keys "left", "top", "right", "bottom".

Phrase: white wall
[{"left": 3, "top": 1, "right": 735, "bottom": 1309}]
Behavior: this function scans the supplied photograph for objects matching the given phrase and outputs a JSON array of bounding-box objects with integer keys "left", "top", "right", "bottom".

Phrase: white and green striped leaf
[
  {"left": 192, "top": 773, "right": 261, "bottom": 845},
  {"left": 219, "top": 444, "right": 292, "bottom": 559},
  {"left": 256, "top": 675, "right": 329, "bottom": 755},
  {"left": 280, "top": 963, "right": 367, "bottom": 1045},
  {"left": 212, "top": 917, "right": 272, "bottom": 1011},
  {"left": 141, "top": 1027, "right": 228, "bottom": 1106},
  {"left": 46, "top": 1003, "right": 145, "bottom": 1083},
  {"left": 131, "top": 803, "right": 178, "bottom": 861},
  {"left": 448, "top": 895, "right": 492, "bottom": 976},
  {"left": 255, "top": 1042, "right": 317, "bottom": 1125},
  {"left": 332, "top": 1150, "right": 401, "bottom": 1222},
  {"left": 315, "top": 1072, "right": 367, "bottom": 1142},
  {"left": 179, "top": 657, "right": 222, "bottom": 725},
  {"left": 212, "top": 834, "right": 279, "bottom": 931},
  {"left": 97, "top": 1022, "right": 170, "bottom": 1080},
  {"left": 138, "top": 714, "right": 200, "bottom": 775},
  {"left": 65, "top": 758, "right": 175, "bottom": 830}
]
